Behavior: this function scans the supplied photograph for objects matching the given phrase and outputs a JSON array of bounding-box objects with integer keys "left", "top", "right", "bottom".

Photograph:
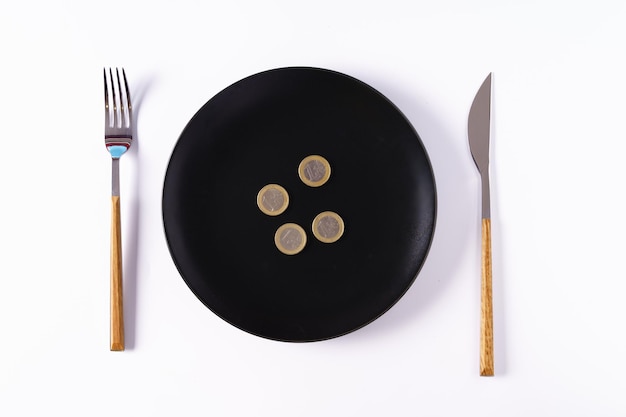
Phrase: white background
[{"left": 1, "top": 1, "right": 625, "bottom": 416}]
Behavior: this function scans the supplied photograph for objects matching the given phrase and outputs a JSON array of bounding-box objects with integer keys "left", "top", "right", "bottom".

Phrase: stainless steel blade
[{"left": 468, "top": 73, "right": 492, "bottom": 218}]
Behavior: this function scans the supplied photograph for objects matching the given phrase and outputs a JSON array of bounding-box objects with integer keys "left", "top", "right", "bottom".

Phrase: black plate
[{"left": 163, "top": 67, "right": 436, "bottom": 342}]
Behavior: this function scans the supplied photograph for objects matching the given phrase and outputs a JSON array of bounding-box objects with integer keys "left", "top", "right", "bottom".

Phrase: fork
[{"left": 104, "top": 68, "right": 132, "bottom": 351}]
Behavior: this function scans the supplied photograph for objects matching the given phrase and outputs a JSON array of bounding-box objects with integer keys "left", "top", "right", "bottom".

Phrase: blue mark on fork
[{"left": 107, "top": 145, "right": 128, "bottom": 159}]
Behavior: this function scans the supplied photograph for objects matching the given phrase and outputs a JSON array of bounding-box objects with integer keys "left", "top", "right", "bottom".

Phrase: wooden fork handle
[
  {"left": 480, "top": 218, "right": 494, "bottom": 376},
  {"left": 110, "top": 195, "right": 125, "bottom": 351}
]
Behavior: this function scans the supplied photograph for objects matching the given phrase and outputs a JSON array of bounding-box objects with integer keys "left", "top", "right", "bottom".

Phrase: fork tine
[
  {"left": 116, "top": 68, "right": 125, "bottom": 128},
  {"left": 104, "top": 68, "right": 110, "bottom": 128},
  {"left": 109, "top": 68, "right": 118, "bottom": 128},
  {"left": 122, "top": 68, "right": 132, "bottom": 126}
]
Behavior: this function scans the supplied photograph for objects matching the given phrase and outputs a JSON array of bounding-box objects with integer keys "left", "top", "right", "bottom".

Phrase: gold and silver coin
[
  {"left": 312, "top": 211, "right": 344, "bottom": 243},
  {"left": 298, "top": 155, "right": 331, "bottom": 187},
  {"left": 274, "top": 223, "right": 307, "bottom": 255},
  {"left": 257, "top": 184, "right": 289, "bottom": 216}
]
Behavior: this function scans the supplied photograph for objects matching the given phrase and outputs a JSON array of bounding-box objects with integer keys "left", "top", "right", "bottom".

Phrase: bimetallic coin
[
  {"left": 275, "top": 223, "right": 307, "bottom": 255},
  {"left": 298, "top": 155, "right": 331, "bottom": 187},
  {"left": 312, "top": 211, "right": 344, "bottom": 243},
  {"left": 257, "top": 184, "right": 289, "bottom": 216}
]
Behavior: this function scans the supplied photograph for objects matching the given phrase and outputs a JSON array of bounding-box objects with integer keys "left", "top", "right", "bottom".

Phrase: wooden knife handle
[
  {"left": 110, "top": 196, "right": 125, "bottom": 351},
  {"left": 480, "top": 218, "right": 494, "bottom": 376}
]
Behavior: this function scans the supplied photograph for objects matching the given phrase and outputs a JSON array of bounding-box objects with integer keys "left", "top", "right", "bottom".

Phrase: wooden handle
[
  {"left": 110, "top": 196, "right": 124, "bottom": 351},
  {"left": 480, "top": 218, "right": 494, "bottom": 376}
]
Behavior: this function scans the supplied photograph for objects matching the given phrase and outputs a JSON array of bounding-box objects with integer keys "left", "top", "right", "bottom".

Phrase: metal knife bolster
[{"left": 481, "top": 172, "right": 491, "bottom": 219}]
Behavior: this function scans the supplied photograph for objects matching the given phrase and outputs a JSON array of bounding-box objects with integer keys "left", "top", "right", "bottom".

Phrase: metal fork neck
[{"left": 112, "top": 158, "right": 120, "bottom": 196}]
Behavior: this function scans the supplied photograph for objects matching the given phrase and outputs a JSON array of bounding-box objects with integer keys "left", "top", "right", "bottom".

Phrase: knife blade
[{"left": 468, "top": 73, "right": 494, "bottom": 376}]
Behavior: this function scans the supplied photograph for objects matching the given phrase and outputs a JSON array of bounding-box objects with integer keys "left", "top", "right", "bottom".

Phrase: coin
[
  {"left": 298, "top": 155, "right": 331, "bottom": 187},
  {"left": 274, "top": 223, "right": 307, "bottom": 255},
  {"left": 257, "top": 184, "right": 289, "bottom": 216},
  {"left": 312, "top": 211, "right": 344, "bottom": 243}
]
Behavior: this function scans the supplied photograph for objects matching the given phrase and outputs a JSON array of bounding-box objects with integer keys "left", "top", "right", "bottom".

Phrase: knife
[{"left": 468, "top": 73, "right": 494, "bottom": 376}]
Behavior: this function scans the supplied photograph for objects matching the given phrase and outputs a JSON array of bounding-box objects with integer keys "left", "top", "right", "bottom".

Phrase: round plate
[{"left": 163, "top": 67, "right": 436, "bottom": 342}]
